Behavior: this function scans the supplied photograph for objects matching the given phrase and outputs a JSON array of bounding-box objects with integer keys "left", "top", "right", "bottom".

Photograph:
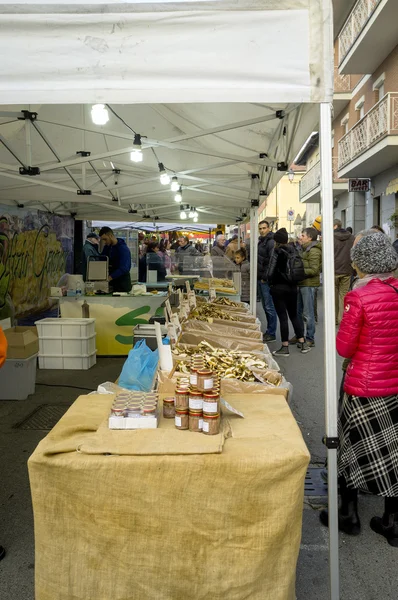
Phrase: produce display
[
  {"left": 194, "top": 278, "right": 237, "bottom": 294},
  {"left": 172, "top": 341, "right": 282, "bottom": 386},
  {"left": 212, "top": 297, "right": 245, "bottom": 308},
  {"left": 189, "top": 304, "right": 240, "bottom": 322}
]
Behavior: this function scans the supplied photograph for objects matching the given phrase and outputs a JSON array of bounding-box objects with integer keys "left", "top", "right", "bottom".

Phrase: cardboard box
[{"left": 4, "top": 326, "right": 39, "bottom": 359}]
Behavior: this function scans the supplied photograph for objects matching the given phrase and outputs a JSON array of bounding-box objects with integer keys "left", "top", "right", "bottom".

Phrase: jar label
[
  {"left": 199, "top": 419, "right": 203, "bottom": 430},
  {"left": 202, "top": 421, "right": 209, "bottom": 433},
  {"left": 189, "top": 398, "right": 203, "bottom": 410},
  {"left": 190, "top": 374, "right": 198, "bottom": 385},
  {"left": 175, "top": 416, "right": 182, "bottom": 427},
  {"left": 203, "top": 401, "right": 218, "bottom": 413},
  {"left": 203, "top": 378, "right": 214, "bottom": 390}
]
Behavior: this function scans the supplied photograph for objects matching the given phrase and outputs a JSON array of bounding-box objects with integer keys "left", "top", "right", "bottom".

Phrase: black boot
[
  {"left": 319, "top": 477, "right": 361, "bottom": 535},
  {"left": 370, "top": 497, "right": 398, "bottom": 547}
]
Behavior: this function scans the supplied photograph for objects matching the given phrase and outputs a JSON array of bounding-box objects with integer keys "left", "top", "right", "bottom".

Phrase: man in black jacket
[{"left": 258, "top": 220, "right": 277, "bottom": 342}]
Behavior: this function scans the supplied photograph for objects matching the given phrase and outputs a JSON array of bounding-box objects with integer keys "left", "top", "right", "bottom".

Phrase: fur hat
[
  {"left": 351, "top": 232, "right": 398, "bottom": 274},
  {"left": 273, "top": 228, "right": 288, "bottom": 244}
]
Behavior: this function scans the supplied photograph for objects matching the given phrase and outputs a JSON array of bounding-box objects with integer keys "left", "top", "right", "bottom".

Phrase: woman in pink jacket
[{"left": 320, "top": 232, "right": 398, "bottom": 546}]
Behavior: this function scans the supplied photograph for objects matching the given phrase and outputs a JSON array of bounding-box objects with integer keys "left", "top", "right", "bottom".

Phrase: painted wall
[
  {"left": 334, "top": 191, "right": 366, "bottom": 234},
  {"left": 0, "top": 207, "right": 74, "bottom": 320},
  {"left": 259, "top": 173, "right": 307, "bottom": 236}
]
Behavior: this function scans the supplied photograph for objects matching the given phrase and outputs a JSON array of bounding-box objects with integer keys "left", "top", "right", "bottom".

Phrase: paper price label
[
  {"left": 172, "top": 313, "right": 182, "bottom": 335},
  {"left": 209, "top": 287, "right": 216, "bottom": 301},
  {"left": 165, "top": 299, "right": 173, "bottom": 321},
  {"left": 188, "top": 291, "right": 197, "bottom": 309},
  {"left": 220, "top": 398, "right": 245, "bottom": 418},
  {"left": 185, "top": 280, "right": 191, "bottom": 293}
]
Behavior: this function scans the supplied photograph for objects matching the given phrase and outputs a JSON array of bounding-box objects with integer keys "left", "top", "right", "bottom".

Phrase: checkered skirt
[{"left": 338, "top": 393, "right": 398, "bottom": 497}]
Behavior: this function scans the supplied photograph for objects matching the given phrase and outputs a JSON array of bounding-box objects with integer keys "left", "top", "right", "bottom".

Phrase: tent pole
[
  {"left": 249, "top": 208, "right": 257, "bottom": 316},
  {"left": 319, "top": 102, "right": 340, "bottom": 600}
]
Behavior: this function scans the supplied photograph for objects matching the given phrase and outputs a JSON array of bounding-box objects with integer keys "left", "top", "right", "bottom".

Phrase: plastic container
[
  {"left": 35, "top": 318, "right": 96, "bottom": 339},
  {"left": 38, "top": 334, "right": 96, "bottom": 357},
  {"left": 38, "top": 351, "right": 96, "bottom": 370},
  {"left": 0, "top": 354, "right": 37, "bottom": 400}
]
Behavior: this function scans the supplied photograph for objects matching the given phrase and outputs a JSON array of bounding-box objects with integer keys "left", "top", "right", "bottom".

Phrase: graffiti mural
[{"left": 0, "top": 207, "right": 74, "bottom": 319}]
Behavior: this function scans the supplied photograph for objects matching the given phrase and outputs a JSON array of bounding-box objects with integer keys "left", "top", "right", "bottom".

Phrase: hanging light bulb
[
  {"left": 130, "top": 133, "right": 143, "bottom": 163},
  {"left": 193, "top": 209, "right": 199, "bottom": 218},
  {"left": 189, "top": 207, "right": 195, "bottom": 219},
  {"left": 180, "top": 206, "right": 187, "bottom": 219},
  {"left": 170, "top": 176, "right": 179, "bottom": 192},
  {"left": 174, "top": 187, "right": 182, "bottom": 203},
  {"left": 193, "top": 216, "right": 198, "bottom": 223},
  {"left": 91, "top": 104, "right": 109, "bottom": 125},
  {"left": 158, "top": 163, "right": 170, "bottom": 185}
]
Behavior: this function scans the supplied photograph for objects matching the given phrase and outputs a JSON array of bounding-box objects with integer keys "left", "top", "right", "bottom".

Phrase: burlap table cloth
[{"left": 29, "top": 391, "right": 310, "bottom": 600}]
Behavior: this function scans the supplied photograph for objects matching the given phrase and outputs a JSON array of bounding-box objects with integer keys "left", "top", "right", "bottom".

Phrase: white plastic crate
[
  {"left": 35, "top": 318, "right": 96, "bottom": 339},
  {"left": 0, "top": 354, "right": 37, "bottom": 400},
  {"left": 38, "top": 351, "right": 97, "bottom": 370},
  {"left": 38, "top": 334, "right": 96, "bottom": 357}
]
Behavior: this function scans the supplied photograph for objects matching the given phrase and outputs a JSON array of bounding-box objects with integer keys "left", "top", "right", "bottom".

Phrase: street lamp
[{"left": 287, "top": 169, "right": 295, "bottom": 183}]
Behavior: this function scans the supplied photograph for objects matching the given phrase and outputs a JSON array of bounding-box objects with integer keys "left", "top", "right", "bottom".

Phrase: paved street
[{"left": 1, "top": 292, "right": 398, "bottom": 599}]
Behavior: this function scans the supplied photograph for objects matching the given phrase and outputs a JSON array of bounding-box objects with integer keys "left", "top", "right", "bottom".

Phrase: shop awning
[{"left": 386, "top": 177, "right": 398, "bottom": 196}]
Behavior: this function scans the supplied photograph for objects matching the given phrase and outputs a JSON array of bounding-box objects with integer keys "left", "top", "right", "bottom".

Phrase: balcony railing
[
  {"left": 338, "top": 93, "right": 398, "bottom": 170},
  {"left": 300, "top": 158, "right": 348, "bottom": 199},
  {"left": 334, "top": 66, "right": 351, "bottom": 93},
  {"left": 338, "top": 0, "right": 382, "bottom": 65}
]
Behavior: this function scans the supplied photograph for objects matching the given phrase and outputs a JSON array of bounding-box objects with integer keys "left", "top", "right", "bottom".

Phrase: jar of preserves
[
  {"left": 189, "top": 367, "right": 198, "bottom": 387},
  {"left": 175, "top": 388, "right": 189, "bottom": 409},
  {"left": 189, "top": 409, "right": 203, "bottom": 432},
  {"left": 189, "top": 390, "right": 203, "bottom": 411},
  {"left": 202, "top": 392, "right": 220, "bottom": 414},
  {"left": 197, "top": 369, "right": 214, "bottom": 392},
  {"left": 163, "top": 397, "right": 176, "bottom": 419},
  {"left": 175, "top": 408, "right": 189, "bottom": 430},
  {"left": 202, "top": 413, "right": 220, "bottom": 435}
]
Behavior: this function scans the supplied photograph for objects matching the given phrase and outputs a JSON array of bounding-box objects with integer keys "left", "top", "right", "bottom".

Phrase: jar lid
[
  {"left": 175, "top": 408, "right": 189, "bottom": 414},
  {"left": 176, "top": 388, "right": 189, "bottom": 394},
  {"left": 189, "top": 390, "right": 203, "bottom": 397},
  {"left": 190, "top": 368, "right": 199, "bottom": 373},
  {"left": 163, "top": 398, "right": 175, "bottom": 404},
  {"left": 203, "top": 392, "right": 219, "bottom": 399},
  {"left": 197, "top": 369, "right": 212, "bottom": 376},
  {"left": 189, "top": 409, "right": 203, "bottom": 415},
  {"left": 203, "top": 412, "right": 220, "bottom": 419}
]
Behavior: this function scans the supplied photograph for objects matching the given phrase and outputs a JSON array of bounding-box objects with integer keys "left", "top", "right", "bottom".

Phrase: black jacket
[
  {"left": 146, "top": 250, "right": 167, "bottom": 281},
  {"left": 268, "top": 245, "right": 297, "bottom": 288},
  {"left": 257, "top": 232, "right": 274, "bottom": 281}
]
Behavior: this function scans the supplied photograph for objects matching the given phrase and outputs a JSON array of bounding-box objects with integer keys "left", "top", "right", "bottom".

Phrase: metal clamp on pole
[{"left": 322, "top": 436, "right": 339, "bottom": 449}]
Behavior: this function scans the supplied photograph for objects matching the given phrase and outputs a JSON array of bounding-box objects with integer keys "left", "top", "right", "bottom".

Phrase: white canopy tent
[{"left": 0, "top": 1, "right": 340, "bottom": 598}]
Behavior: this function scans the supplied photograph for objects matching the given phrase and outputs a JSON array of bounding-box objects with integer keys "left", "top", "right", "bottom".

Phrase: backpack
[{"left": 282, "top": 248, "right": 305, "bottom": 284}]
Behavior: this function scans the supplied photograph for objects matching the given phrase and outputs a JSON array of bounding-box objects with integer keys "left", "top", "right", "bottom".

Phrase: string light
[
  {"left": 158, "top": 162, "right": 170, "bottom": 185},
  {"left": 174, "top": 187, "right": 182, "bottom": 203},
  {"left": 180, "top": 206, "right": 187, "bottom": 219},
  {"left": 171, "top": 176, "right": 179, "bottom": 192},
  {"left": 188, "top": 207, "right": 195, "bottom": 218},
  {"left": 193, "top": 209, "right": 199, "bottom": 218},
  {"left": 91, "top": 104, "right": 109, "bottom": 125},
  {"left": 130, "top": 133, "right": 143, "bottom": 163},
  {"left": 193, "top": 216, "right": 198, "bottom": 223}
]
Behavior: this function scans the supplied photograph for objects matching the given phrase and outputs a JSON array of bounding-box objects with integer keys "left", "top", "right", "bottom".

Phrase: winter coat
[
  {"left": 336, "top": 277, "right": 398, "bottom": 397},
  {"left": 268, "top": 245, "right": 299, "bottom": 289},
  {"left": 0, "top": 326, "right": 7, "bottom": 368},
  {"left": 225, "top": 240, "right": 239, "bottom": 260},
  {"left": 210, "top": 245, "right": 226, "bottom": 258},
  {"left": 82, "top": 240, "right": 100, "bottom": 281},
  {"left": 334, "top": 229, "right": 355, "bottom": 275},
  {"left": 101, "top": 238, "right": 132, "bottom": 292},
  {"left": 257, "top": 232, "right": 274, "bottom": 281},
  {"left": 177, "top": 243, "right": 199, "bottom": 273},
  {"left": 393, "top": 239, "right": 398, "bottom": 254},
  {"left": 146, "top": 250, "right": 167, "bottom": 282},
  {"left": 238, "top": 260, "right": 250, "bottom": 302},
  {"left": 298, "top": 241, "right": 322, "bottom": 287}
]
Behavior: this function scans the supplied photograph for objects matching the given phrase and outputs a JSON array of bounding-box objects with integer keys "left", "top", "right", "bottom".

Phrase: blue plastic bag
[{"left": 119, "top": 339, "right": 159, "bottom": 391}]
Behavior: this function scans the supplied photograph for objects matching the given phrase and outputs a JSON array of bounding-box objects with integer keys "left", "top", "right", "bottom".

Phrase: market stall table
[
  {"left": 58, "top": 294, "right": 166, "bottom": 355},
  {"left": 28, "top": 390, "right": 310, "bottom": 600}
]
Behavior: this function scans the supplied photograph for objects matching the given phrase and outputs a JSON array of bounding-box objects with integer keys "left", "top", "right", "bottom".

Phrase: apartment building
[{"left": 299, "top": 0, "right": 398, "bottom": 239}]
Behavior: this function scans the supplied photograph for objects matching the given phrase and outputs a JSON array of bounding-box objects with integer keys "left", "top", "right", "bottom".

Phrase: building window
[
  {"left": 341, "top": 113, "right": 349, "bottom": 135},
  {"left": 331, "top": 129, "right": 335, "bottom": 149},
  {"left": 355, "top": 96, "right": 365, "bottom": 121},
  {"left": 373, "top": 73, "right": 386, "bottom": 103}
]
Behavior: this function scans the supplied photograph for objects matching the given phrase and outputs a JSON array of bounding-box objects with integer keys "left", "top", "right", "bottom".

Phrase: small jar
[
  {"left": 197, "top": 369, "right": 214, "bottom": 392},
  {"left": 189, "top": 390, "right": 203, "bottom": 411},
  {"left": 202, "top": 413, "right": 220, "bottom": 435},
  {"left": 189, "top": 409, "right": 203, "bottom": 432},
  {"left": 175, "top": 388, "right": 189, "bottom": 409},
  {"left": 163, "top": 397, "right": 176, "bottom": 419},
  {"left": 202, "top": 392, "right": 220, "bottom": 414},
  {"left": 189, "top": 368, "right": 198, "bottom": 387},
  {"left": 111, "top": 407, "right": 125, "bottom": 418},
  {"left": 175, "top": 408, "right": 189, "bottom": 430}
]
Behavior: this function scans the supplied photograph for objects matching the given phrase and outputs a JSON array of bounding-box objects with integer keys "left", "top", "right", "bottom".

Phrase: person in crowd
[
  {"left": 334, "top": 219, "right": 355, "bottom": 327},
  {"left": 225, "top": 235, "right": 239, "bottom": 260},
  {"left": 320, "top": 233, "right": 398, "bottom": 544},
  {"left": 257, "top": 220, "right": 277, "bottom": 342},
  {"left": 346, "top": 226, "right": 353, "bottom": 234},
  {"left": 0, "top": 325, "right": 7, "bottom": 561},
  {"left": 372, "top": 225, "right": 385, "bottom": 234},
  {"left": 146, "top": 241, "right": 167, "bottom": 282},
  {"left": 177, "top": 236, "right": 199, "bottom": 274},
  {"left": 289, "top": 227, "right": 322, "bottom": 348},
  {"left": 234, "top": 248, "right": 250, "bottom": 303},
  {"left": 212, "top": 230, "right": 223, "bottom": 247},
  {"left": 81, "top": 232, "right": 100, "bottom": 281},
  {"left": 99, "top": 226, "right": 132, "bottom": 292},
  {"left": 138, "top": 232, "right": 147, "bottom": 258},
  {"left": 267, "top": 228, "right": 310, "bottom": 356},
  {"left": 159, "top": 238, "right": 172, "bottom": 272},
  {"left": 393, "top": 237, "right": 398, "bottom": 254},
  {"left": 211, "top": 234, "right": 226, "bottom": 257},
  {"left": 312, "top": 215, "right": 322, "bottom": 235}
]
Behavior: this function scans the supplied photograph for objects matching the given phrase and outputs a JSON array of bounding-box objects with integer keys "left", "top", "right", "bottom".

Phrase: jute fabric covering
[{"left": 28, "top": 392, "right": 309, "bottom": 600}]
